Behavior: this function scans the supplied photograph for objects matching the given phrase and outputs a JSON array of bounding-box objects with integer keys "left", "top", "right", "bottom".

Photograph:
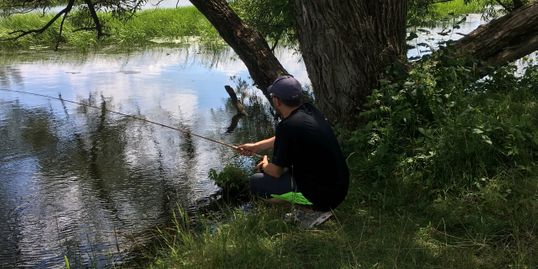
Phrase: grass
[
  {"left": 142, "top": 183, "right": 536, "bottom": 269},
  {"left": 433, "top": 0, "right": 488, "bottom": 17},
  {"left": 106, "top": 7, "right": 221, "bottom": 47},
  {"left": 0, "top": 6, "right": 222, "bottom": 51},
  {"left": 145, "top": 184, "right": 536, "bottom": 269},
  {"left": 409, "top": 0, "right": 489, "bottom": 26}
]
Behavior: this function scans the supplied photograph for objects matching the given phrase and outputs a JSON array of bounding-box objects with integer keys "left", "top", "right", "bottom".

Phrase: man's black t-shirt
[{"left": 272, "top": 103, "right": 349, "bottom": 210}]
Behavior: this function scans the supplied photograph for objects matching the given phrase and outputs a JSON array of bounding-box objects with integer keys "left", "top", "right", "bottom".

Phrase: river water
[
  {"left": 1, "top": 12, "right": 536, "bottom": 268},
  {"left": 0, "top": 46, "right": 307, "bottom": 268}
]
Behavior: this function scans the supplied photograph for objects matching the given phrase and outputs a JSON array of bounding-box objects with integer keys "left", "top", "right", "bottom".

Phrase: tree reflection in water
[
  {"left": 0, "top": 93, "right": 208, "bottom": 267},
  {"left": 0, "top": 45, "right": 298, "bottom": 268}
]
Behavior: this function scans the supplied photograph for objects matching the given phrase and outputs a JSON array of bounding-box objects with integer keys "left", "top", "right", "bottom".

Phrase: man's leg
[
  {"left": 249, "top": 172, "right": 292, "bottom": 198},
  {"left": 249, "top": 172, "right": 333, "bottom": 227},
  {"left": 249, "top": 172, "right": 312, "bottom": 206}
]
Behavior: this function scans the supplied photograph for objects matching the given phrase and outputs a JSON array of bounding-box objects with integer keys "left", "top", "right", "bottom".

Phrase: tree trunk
[
  {"left": 189, "top": 0, "right": 288, "bottom": 100},
  {"left": 293, "top": 0, "right": 409, "bottom": 128},
  {"left": 188, "top": 0, "right": 535, "bottom": 129},
  {"left": 450, "top": 2, "right": 538, "bottom": 74}
]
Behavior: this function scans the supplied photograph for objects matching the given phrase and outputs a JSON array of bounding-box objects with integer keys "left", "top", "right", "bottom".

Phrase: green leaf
[
  {"left": 472, "top": 128, "right": 484, "bottom": 134},
  {"left": 481, "top": 135, "right": 492, "bottom": 145},
  {"left": 64, "top": 256, "right": 70, "bottom": 269}
]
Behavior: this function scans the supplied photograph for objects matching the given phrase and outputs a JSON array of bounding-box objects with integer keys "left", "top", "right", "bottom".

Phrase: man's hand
[
  {"left": 256, "top": 155, "right": 269, "bottom": 172},
  {"left": 237, "top": 143, "right": 259, "bottom": 156},
  {"left": 255, "top": 155, "right": 284, "bottom": 178},
  {"left": 236, "top": 137, "right": 275, "bottom": 156}
]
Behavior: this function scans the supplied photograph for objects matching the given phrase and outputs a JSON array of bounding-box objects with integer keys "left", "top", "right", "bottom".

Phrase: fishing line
[{"left": 0, "top": 88, "right": 262, "bottom": 158}]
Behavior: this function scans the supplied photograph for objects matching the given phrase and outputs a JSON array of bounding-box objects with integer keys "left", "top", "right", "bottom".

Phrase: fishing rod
[{"left": 0, "top": 88, "right": 263, "bottom": 159}]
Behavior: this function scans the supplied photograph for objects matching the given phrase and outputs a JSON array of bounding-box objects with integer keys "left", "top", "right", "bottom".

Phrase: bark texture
[
  {"left": 293, "top": 0, "right": 409, "bottom": 127},
  {"left": 189, "top": 0, "right": 288, "bottom": 100},
  {"left": 189, "top": 0, "right": 536, "bottom": 128},
  {"left": 451, "top": 2, "right": 538, "bottom": 73}
]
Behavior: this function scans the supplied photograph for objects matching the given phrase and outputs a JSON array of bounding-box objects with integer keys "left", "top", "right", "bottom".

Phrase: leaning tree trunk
[
  {"left": 187, "top": 0, "right": 536, "bottom": 129},
  {"left": 450, "top": 2, "right": 538, "bottom": 75},
  {"left": 189, "top": 0, "right": 288, "bottom": 100},
  {"left": 294, "top": 0, "right": 409, "bottom": 128}
]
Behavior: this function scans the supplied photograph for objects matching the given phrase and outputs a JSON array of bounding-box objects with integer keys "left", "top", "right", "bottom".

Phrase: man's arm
[
  {"left": 237, "top": 136, "right": 275, "bottom": 155},
  {"left": 257, "top": 155, "right": 285, "bottom": 178}
]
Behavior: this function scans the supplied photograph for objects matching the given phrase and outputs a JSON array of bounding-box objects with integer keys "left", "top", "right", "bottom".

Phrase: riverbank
[
  {"left": 144, "top": 58, "right": 537, "bottom": 268},
  {"left": 0, "top": 1, "right": 488, "bottom": 52},
  {"left": 0, "top": 7, "right": 220, "bottom": 51},
  {"left": 1, "top": 2, "right": 535, "bottom": 268}
]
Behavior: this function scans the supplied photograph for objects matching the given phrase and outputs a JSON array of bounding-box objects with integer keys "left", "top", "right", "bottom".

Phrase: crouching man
[{"left": 238, "top": 75, "right": 349, "bottom": 212}]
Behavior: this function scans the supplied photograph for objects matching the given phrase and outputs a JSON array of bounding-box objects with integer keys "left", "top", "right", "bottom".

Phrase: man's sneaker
[{"left": 284, "top": 209, "right": 333, "bottom": 228}]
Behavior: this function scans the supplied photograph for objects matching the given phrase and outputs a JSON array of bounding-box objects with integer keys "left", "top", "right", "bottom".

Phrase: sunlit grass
[
  {"left": 107, "top": 7, "right": 219, "bottom": 46},
  {"left": 0, "top": 13, "right": 61, "bottom": 49},
  {"left": 409, "top": 0, "right": 489, "bottom": 26},
  {"left": 147, "top": 204, "right": 358, "bottom": 269},
  {"left": 0, "top": 6, "right": 220, "bottom": 51},
  {"left": 433, "top": 0, "right": 488, "bottom": 17}
]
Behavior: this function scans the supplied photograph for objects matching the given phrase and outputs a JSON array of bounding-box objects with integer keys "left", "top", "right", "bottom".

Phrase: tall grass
[
  {"left": 148, "top": 182, "right": 536, "bottom": 268},
  {"left": 106, "top": 7, "right": 221, "bottom": 47},
  {"left": 0, "top": 12, "right": 65, "bottom": 49},
  {"left": 147, "top": 204, "right": 435, "bottom": 269},
  {"left": 433, "top": 0, "right": 488, "bottom": 17},
  {"left": 0, "top": 7, "right": 220, "bottom": 51},
  {"left": 410, "top": 0, "right": 489, "bottom": 26}
]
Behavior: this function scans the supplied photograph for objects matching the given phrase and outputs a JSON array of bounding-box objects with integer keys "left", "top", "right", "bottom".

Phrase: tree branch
[
  {"left": 3, "top": 0, "right": 75, "bottom": 41},
  {"left": 153, "top": 0, "right": 166, "bottom": 6},
  {"left": 84, "top": 0, "right": 104, "bottom": 39},
  {"left": 55, "top": 5, "right": 70, "bottom": 50},
  {"left": 189, "top": 0, "right": 288, "bottom": 102}
]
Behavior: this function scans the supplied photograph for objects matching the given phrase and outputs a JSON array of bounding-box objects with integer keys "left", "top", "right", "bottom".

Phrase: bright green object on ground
[{"left": 271, "top": 192, "right": 313, "bottom": 205}]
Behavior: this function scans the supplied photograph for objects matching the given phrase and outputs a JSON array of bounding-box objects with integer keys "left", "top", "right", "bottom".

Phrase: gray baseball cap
[{"left": 268, "top": 75, "right": 302, "bottom": 101}]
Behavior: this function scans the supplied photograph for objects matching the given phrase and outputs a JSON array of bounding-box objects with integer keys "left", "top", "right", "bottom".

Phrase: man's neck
[{"left": 280, "top": 104, "right": 301, "bottom": 119}]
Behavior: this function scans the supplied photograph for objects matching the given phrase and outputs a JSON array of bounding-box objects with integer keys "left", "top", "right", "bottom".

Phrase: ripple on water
[{"left": 0, "top": 43, "right": 317, "bottom": 268}]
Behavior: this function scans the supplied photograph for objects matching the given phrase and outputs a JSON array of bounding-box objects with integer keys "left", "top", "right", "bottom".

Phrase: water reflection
[
  {"left": 0, "top": 46, "right": 303, "bottom": 268},
  {"left": 0, "top": 66, "right": 23, "bottom": 88},
  {"left": 1, "top": 100, "right": 170, "bottom": 267}
]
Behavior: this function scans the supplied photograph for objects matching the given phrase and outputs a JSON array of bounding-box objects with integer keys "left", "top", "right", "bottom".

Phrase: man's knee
[{"left": 249, "top": 173, "right": 266, "bottom": 195}]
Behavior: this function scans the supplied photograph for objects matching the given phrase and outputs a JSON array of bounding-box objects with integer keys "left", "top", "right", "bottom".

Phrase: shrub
[
  {"left": 346, "top": 57, "right": 537, "bottom": 205},
  {"left": 209, "top": 164, "right": 250, "bottom": 202}
]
